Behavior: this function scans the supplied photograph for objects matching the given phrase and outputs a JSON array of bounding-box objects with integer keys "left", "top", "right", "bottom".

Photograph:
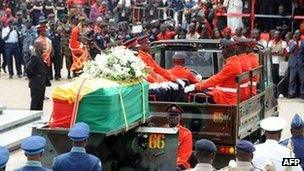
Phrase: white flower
[{"left": 81, "top": 46, "right": 149, "bottom": 81}]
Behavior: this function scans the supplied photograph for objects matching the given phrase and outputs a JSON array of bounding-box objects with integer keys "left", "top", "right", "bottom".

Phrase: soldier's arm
[{"left": 195, "top": 62, "right": 234, "bottom": 91}]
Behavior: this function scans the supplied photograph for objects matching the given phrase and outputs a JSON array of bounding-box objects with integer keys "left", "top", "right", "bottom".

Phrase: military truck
[
  {"left": 32, "top": 39, "right": 277, "bottom": 170},
  {"left": 149, "top": 39, "right": 278, "bottom": 167}
]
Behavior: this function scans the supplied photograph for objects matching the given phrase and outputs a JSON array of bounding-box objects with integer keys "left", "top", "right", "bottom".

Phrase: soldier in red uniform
[
  {"left": 184, "top": 39, "right": 242, "bottom": 105},
  {"left": 137, "top": 35, "right": 186, "bottom": 87},
  {"left": 168, "top": 53, "right": 201, "bottom": 84},
  {"left": 165, "top": 104, "right": 192, "bottom": 170},
  {"left": 247, "top": 41, "right": 259, "bottom": 96},
  {"left": 234, "top": 37, "right": 253, "bottom": 101}
]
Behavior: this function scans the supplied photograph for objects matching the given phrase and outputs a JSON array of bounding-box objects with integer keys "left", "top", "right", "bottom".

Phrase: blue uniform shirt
[
  {"left": 280, "top": 136, "right": 304, "bottom": 170},
  {"left": 15, "top": 160, "right": 49, "bottom": 171},
  {"left": 53, "top": 147, "right": 102, "bottom": 171}
]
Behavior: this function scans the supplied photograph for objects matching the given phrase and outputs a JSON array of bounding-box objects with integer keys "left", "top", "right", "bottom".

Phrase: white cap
[{"left": 260, "top": 117, "right": 286, "bottom": 131}]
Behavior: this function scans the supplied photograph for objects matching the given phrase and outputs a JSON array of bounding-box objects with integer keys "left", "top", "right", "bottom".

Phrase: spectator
[
  {"left": 198, "top": 24, "right": 211, "bottom": 39},
  {"left": 44, "top": 0, "right": 55, "bottom": 17},
  {"left": 268, "top": 30, "right": 287, "bottom": 84},
  {"left": 144, "top": 0, "right": 158, "bottom": 23},
  {"left": 113, "top": 0, "right": 131, "bottom": 22},
  {"left": 169, "top": 0, "right": 184, "bottom": 25},
  {"left": 176, "top": 28, "right": 187, "bottom": 39},
  {"left": 1, "top": 8, "right": 14, "bottom": 25},
  {"left": 276, "top": 4, "right": 289, "bottom": 29},
  {"left": 55, "top": 0, "right": 68, "bottom": 19},
  {"left": 157, "top": 24, "right": 175, "bottom": 40},
  {"left": 89, "top": 0, "right": 102, "bottom": 22},
  {"left": 29, "top": 0, "right": 44, "bottom": 26},
  {"left": 213, "top": 28, "right": 222, "bottom": 39},
  {"left": 222, "top": 27, "right": 232, "bottom": 40},
  {"left": 2, "top": 18, "right": 22, "bottom": 78},
  {"left": 21, "top": 19, "right": 37, "bottom": 73},
  {"left": 251, "top": 29, "right": 268, "bottom": 48},
  {"left": 47, "top": 22, "right": 61, "bottom": 81},
  {"left": 186, "top": 23, "right": 200, "bottom": 39},
  {"left": 287, "top": 30, "right": 304, "bottom": 99},
  {"left": 185, "top": 0, "right": 196, "bottom": 9},
  {"left": 234, "top": 27, "right": 245, "bottom": 38},
  {"left": 223, "top": 0, "right": 243, "bottom": 32}
]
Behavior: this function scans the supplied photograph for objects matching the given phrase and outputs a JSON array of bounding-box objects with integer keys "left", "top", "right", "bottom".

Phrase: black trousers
[
  {"left": 30, "top": 88, "right": 45, "bottom": 110},
  {"left": 272, "top": 64, "right": 279, "bottom": 85},
  {"left": 53, "top": 53, "right": 62, "bottom": 78}
]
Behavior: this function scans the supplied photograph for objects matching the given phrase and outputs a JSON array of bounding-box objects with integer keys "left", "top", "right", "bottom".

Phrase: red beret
[
  {"left": 137, "top": 35, "right": 150, "bottom": 44},
  {"left": 166, "top": 104, "right": 184, "bottom": 114},
  {"left": 123, "top": 37, "right": 138, "bottom": 49}
]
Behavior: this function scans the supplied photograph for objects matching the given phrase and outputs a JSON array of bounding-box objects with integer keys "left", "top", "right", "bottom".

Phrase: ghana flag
[{"left": 50, "top": 78, "right": 149, "bottom": 133}]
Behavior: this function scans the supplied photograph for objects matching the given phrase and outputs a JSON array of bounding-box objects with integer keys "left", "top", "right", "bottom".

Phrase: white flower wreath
[{"left": 81, "top": 46, "right": 148, "bottom": 81}]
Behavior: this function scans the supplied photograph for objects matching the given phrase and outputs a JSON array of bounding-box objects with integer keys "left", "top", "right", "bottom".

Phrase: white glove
[
  {"left": 159, "top": 82, "right": 170, "bottom": 90},
  {"left": 149, "top": 83, "right": 159, "bottom": 90},
  {"left": 195, "top": 74, "right": 202, "bottom": 81},
  {"left": 167, "top": 82, "right": 179, "bottom": 90},
  {"left": 184, "top": 84, "right": 196, "bottom": 93},
  {"left": 176, "top": 79, "right": 186, "bottom": 88}
]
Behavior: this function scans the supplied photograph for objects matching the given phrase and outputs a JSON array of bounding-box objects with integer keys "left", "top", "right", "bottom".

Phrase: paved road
[{"left": 1, "top": 71, "right": 304, "bottom": 170}]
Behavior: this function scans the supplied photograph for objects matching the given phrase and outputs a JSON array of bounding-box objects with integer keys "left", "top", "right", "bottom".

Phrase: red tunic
[
  {"left": 238, "top": 53, "right": 252, "bottom": 101},
  {"left": 169, "top": 65, "right": 199, "bottom": 84},
  {"left": 248, "top": 52, "right": 260, "bottom": 95},
  {"left": 138, "top": 50, "right": 177, "bottom": 82},
  {"left": 195, "top": 56, "right": 242, "bottom": 105},
  {"left": 176, "top": 124, "right": 193, "bottom": 169},
  {"left": 156, "top": 31, "right": 176, "bottom": 40}
]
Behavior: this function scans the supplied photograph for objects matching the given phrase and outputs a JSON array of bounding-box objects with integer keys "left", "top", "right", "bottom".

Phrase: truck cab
[{"left": 149, "top": 39, "right": 278, "bottom": 168}]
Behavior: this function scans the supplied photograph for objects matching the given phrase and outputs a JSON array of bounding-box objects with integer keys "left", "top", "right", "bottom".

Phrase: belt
[
  {"left": 215, "top": 86, "right": 237, "bottom": 93},
  {"left": 240, "top": 83, "right": 249, "bottom": 88}
]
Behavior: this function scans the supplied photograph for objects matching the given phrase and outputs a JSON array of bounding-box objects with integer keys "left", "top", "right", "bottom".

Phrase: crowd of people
[
  {"left": 0, "top": 0, "right": 303, "bottom": 80},
  {"left": 0, "top": 105, "right": 303, "bottom": 171}
]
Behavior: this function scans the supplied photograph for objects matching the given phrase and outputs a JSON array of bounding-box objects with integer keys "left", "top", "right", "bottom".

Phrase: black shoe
[
  {"left": 300, "top": 94, "right": 304, "bottom": 99},
  {"left": 17, "top": 75, "right": 22, "bottom": 78},
  {"left": 3, "top": 68, "right": 6, "bottom": 73},
  {"left": 8, "top": 75, "right": 13, "bottom": 79},
  {"left": 55, "top": 77, "right": 60, "bottom": 81},
  {"left": 67, "top": 74, "right": 72, "bottom": 79}
]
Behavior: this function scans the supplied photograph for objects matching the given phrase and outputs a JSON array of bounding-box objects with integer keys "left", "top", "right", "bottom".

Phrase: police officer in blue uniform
[
  {"left": 53, "top": 122, "right": 102, "bottom": 171},
  {"left": 15, "top": 135, "right": 48, "bottom": 171},
  {"left": 189, "top": 139, "right": 217, "bottom": 171},
  {"left": 0, "top": 146, "right": 9, "bottom": 171},
  {"left": 280, "top": 114, "right": 304, "bottom": 170}
]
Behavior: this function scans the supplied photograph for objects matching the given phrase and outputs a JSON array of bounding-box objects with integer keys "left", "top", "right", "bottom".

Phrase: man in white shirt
[
  {"left": 252, "top": 117, "right": 302, "bottom": 171},
  {"left": 2, "top": 18, "right": 22, "bottom": 78},
  {"left": 188, "top": 139, "right": 217, "bottom": 171},
  {"left": 268, "top": 30, "right": 287, "bottom": 85}
]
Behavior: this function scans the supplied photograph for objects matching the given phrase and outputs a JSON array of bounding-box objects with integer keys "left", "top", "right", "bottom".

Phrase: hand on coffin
[
  {"left": 176, "top": 79, "right": 186, "bottom": 88},
  {"left": 184, "top": 84, "right": 196, "bottom": 93}
]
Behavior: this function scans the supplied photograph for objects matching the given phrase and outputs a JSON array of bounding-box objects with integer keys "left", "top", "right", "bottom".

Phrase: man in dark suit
[
  {"left": 287, "top": 30, "right": 304, "bottom": 98},
  {"left": 25, "top": 40, "right": 50, "bottom": 110}
]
